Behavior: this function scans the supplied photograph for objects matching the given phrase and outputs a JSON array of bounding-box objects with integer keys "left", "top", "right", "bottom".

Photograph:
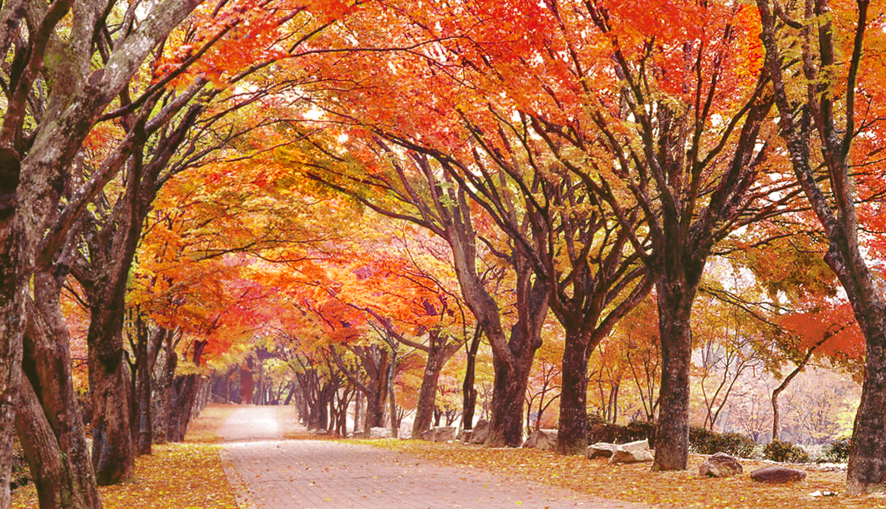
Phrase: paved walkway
[{"left": 219, "top": 406, "right": 650, "bottom": 509}]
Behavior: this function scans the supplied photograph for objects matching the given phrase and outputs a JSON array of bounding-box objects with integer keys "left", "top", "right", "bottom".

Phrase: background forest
[{"left": 1, "top": 0, "right": 885, "bottom": 508}]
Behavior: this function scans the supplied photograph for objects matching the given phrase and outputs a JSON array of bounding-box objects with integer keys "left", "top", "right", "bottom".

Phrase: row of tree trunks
[{"left": 307, "top": 147, "right": 547, "bottom": 448}]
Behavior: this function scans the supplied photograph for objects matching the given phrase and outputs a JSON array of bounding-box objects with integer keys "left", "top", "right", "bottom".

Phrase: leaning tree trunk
[
  {"left": 411, "top": 336, "right": 462, "bottom": 439},
  {"left": 557, "top": 331, "right": 592, "bottom": 455},
  {"left": 825, "top": 241, "right": 886, "bottom": 494},
  {"left": 412, "top": 354, "right": 447, "bottom": 437},
  {"left": 484, "top": 268, "right": 549, "bottom": 448},
  {"left": 16, "top": 376, "right": 102, "bottom": 509},
  {"left": 19, "top": 270, "right": 101, "bottom": 508},
  {"left": 653, "top": 274, "right": 700, "bottom": 471}
]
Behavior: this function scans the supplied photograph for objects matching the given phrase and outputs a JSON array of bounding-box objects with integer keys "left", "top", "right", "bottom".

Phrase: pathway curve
[{"left": 219, "top": 406, "right": 652, "bottom": 509}]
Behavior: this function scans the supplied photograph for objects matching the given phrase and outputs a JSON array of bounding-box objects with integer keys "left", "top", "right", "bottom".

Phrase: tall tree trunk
[
  {"left": 253, "top": 358, "right": 263, "bottom": 405},
  {"left": 412, "top": 354, "right": 446, "bottom": 437},
  {"left": 152, "top": 337, "right": 177, "bottom": 444},
  {"left": 88, "top": 329, "right": 134, "bottom": 486},
  {"left": 354, "top": 390, "right": 363, "bottom": 434},
  {"left": 754, "top": 0, "right": 884, "bottom": 494},
  {"left": 363, "top": 383, "right": 386, "bottom": 432},
  {"left": 0, "top": 162, "right": 24, "bottom": 509},
  {"left": 0, "top": 0, "right": 202, "bottom": 501},
  {"left": 133, "top": 320, "right": 159, "bottom": 455},
  {"left": 387, "top": 356, "right": 398, "bottom": 438},
  {"left": 487, "top": 350, "right": 534, "bottom": 447},
  {"left": 87, "top": 295, "right": 135, "bottom": 485},
  {"left": 461, "top": 332, "right": 481, "bottom": 431},
  {"left": 557, "top": 332, "right": 591, "bottom": 455},
  {"left": 166, "top": 375, "right": 200, "bottom": 442},
  {"left": 653, "top": 275, "right": 699, "bottom": 471}
]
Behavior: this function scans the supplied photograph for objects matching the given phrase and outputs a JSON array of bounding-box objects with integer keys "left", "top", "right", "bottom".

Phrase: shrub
[
  {"left": 820, "top": 437, "right": 851, "bottom": 463},
  {"left": 588, "top": 423, "right": 622, "bottom": 444},
  {"left": 622, "top": 421, "right": 657, "bottom": 447},
  {"left": 689, "top": 427, "right": 757, "bottom": 458},
  {"left": 763, "top": 439, "right": 809, "bottom": 463},
  {"left": 587, "top": 420, "right": 656, "bottom": 446}
]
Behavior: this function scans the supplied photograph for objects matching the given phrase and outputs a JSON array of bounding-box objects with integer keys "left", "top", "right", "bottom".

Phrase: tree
[
  {"left": 0, "top": 0, "right": 203, "bottom": 504},
  {"left": 754, "top": 0, "right": 886, "bottom": 492},
  {"left": 532, "top": 1, "right": 786, "bottom": 471}
]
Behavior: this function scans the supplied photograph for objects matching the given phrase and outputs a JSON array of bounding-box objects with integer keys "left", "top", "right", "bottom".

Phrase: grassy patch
[{"left": 359, "top": 439, "right": 886, "bottom": 509}]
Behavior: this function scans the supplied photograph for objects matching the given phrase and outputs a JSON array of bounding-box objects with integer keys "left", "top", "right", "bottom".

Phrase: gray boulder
[
  {"left": 421, "top": 426, "right": 457, "bottom": 442},
  {"left": 369, "top": 427, "right": 392, "bottom": 439},
  {"left": 609, "top": 439, "right": 654, "bottom": 464},
  {"left": 469, "top": 420, "right": 490, "bottom": 444},
  {"left": 750, "top": 465, "right": 807, "bottom": 483},
  {"left": 699, "top": 452, "right": 743, "bottom": 478},
  {"left": 587, "top": 442, "right": 620, "bottom": 459},
  {"left": 522, "top": 429, "right": 559, "bottom": 451}
]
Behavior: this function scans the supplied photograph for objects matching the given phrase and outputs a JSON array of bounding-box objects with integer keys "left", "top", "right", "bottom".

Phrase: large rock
[
  {"left": 699, "top": 452, "right": 743, "bottom": 478},
  {"left": 523, "top": 429, "right": 558, "bottom": 451},
  {"left": 609, "top": 439, "right": 654, "bottom": 464},
  {"left": 750, "top": 466, "right": 807, "bottom": 483},
  {"left": 587, "top": 442, "right": 620, "bottom": 459},
  {"left": 369, "top": 427, "right": 392, "bottom": 439},
  {"left": 421, "top": 426, "right": 457, "bottom": 442},
  {"left": 469, "top": 420, "right": 490, "bottom": 444}
]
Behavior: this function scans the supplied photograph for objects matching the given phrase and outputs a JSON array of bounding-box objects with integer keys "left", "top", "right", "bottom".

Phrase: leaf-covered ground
[
  {"left": 13, "top": 404, "right": 886, "bottom": 509},
  {"left": 11, "top": 406, "right": 238, "bottom": 509},
  {"left": 361, "top": 439, "right": 886, "bottom": 509}
]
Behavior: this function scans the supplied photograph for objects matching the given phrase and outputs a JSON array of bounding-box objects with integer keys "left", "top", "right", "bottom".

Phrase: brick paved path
[{"left": 219, "top": 406, "right": 651, "bottom": 509}]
